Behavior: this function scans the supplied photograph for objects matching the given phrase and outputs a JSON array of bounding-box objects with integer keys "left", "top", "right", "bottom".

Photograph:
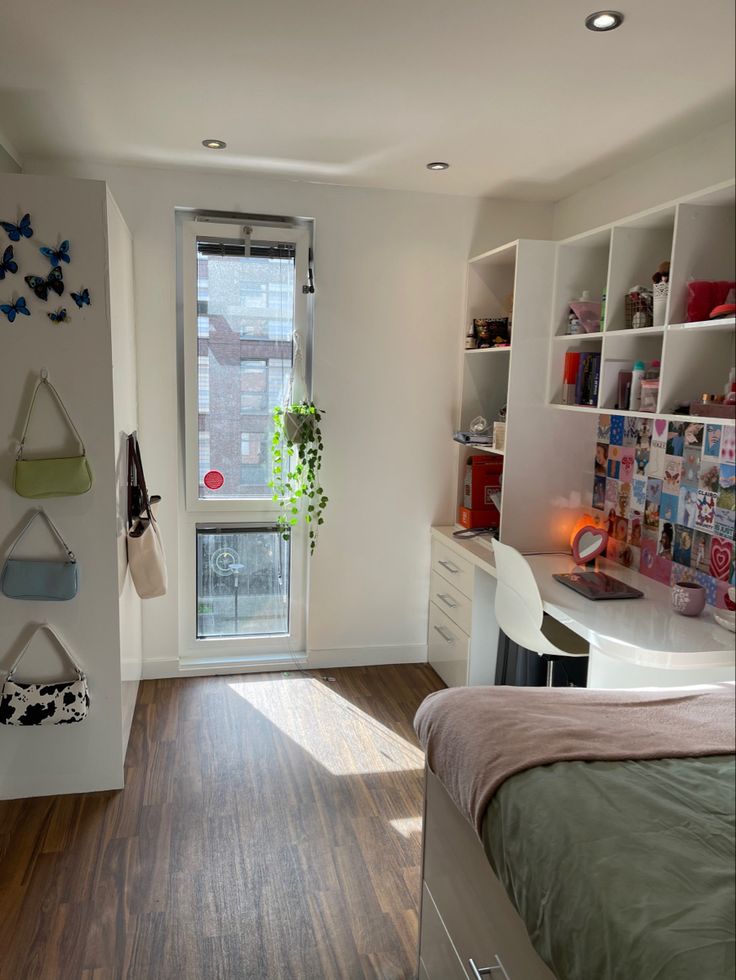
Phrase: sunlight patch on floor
[
  {"left": 227, "top": 676, "right": 425, "bottom": 776},
  {"left": 389, "top": 816, "right": 423, "bottom": 838}
]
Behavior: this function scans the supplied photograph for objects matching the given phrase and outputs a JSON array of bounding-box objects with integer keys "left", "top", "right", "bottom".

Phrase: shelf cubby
[
  {"left": 548, "top": 335, "right": 602, "bottom": 409},
  {"left": 466, "top": 242, "right": 516, "bottom": 326},
  {"left": 598, "top": 331, "right": 664, "bottom": 412},
  {"left": 551, "top": 227, "right": 611, "bottom": 337},
  {"left": 659, "top": 327, "right": 736, "bottom": 416},
  {"left": 667, "top": 193, "right": 736, "bottom": 326},
  {"left": 604, "top": 209, "right": 675, "bottom": 332}
]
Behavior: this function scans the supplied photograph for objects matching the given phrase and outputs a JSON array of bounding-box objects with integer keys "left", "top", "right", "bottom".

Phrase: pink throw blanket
[{"left": 414, "top": 684, "right": 736, "bottom": 835}]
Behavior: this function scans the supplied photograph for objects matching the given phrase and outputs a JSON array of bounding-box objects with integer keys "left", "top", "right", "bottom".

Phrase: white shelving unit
[{"left": 546, "top": 181, "right": 736, "bottom": 422}]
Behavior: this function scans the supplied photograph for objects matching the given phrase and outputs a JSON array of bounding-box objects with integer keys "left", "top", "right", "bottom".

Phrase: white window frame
[
  {"left": 179, "top": 218, "right": 311, "bottom": 664},
  {"left": 182, "top": 219, "right": 310, "bottom": 514}
]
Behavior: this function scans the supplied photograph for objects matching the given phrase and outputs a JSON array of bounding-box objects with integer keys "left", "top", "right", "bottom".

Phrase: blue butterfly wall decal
[
  {"left": 1, "top": 213, "right": 33, "bottom": 242},
  {"left": 0, "top": 245, "right": 18, "bottom": 280},
  {"left": 40, "top": 240, "right": 70, "bottom": 267},
  {"left": 48, "top": 308, "right": 70, "bottom": 323},
  {"left": 71, "top": 287, "right": 91, "bottom": 308},
  {"left": 0, "top": 297, "right": 30, "bottom": 322},
  {"left": 25, "top": 266, "right": 64, "bottom": 302}
]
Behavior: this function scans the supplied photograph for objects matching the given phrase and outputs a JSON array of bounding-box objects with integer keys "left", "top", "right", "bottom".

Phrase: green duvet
[{"left": 482, "top": 755, "right": 736, "bottom": 980}]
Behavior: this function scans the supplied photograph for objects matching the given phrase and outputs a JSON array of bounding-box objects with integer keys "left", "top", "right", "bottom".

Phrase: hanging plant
[{"left": 270, "top": 401, "right": 328, "bottom": 554}]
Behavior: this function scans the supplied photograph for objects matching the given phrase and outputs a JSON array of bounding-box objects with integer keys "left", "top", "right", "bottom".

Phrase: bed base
[{"left": 417, "top": 767, "right": 556, "bottom": 980}]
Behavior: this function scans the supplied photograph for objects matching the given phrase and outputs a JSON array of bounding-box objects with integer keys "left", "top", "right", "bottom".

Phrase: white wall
[
  {"left": 0, "top": 173, "right": 134, "bottom": 798},
  {"left": 553, "top": 119, "right": 736, "bottom": 239},
  {"left": 24, "top": 158, "right": 553, "bottom": 675}
]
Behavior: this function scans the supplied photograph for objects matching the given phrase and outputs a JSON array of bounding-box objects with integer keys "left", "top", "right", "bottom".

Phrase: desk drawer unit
[
  {"left": 429, "top": 569, "right": 473, "bottom": 635},
  {"left": 428, "top": 601, "right": 470, "bottom": 688},
  {"left": 431, "top": 539, "right": 474, "bottom": 599}
]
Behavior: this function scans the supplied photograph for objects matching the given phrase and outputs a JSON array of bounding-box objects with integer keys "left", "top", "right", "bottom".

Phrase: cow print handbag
[{"left": 0, "top": 623, "right": 89, "bottom": 726}]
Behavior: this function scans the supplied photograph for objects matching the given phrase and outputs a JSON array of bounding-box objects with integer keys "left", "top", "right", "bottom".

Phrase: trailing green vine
[{"left": 269, "top": 401, "right": 328, "bottom": 555}]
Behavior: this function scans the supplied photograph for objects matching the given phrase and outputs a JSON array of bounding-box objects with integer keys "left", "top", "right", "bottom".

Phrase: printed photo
[
  {"left": 617, "top": 481, "right": 632, "bottom": 518},
  {"left": 628, "top": 512, "right": 643, "bottom": 547},
  {"left": 605, "top": 479, "right": 619, "bottom": 512},
  {"left": 717, "top": 464, "right": 736, "bottom": 512},
  {"left": 663, "top": 455, "right": 682, "bottom": 495},
  {"left": 597, "top": 414, "right": 611, "bottom": 445},
  {"left": 635, "top": 445, "right": 650, "bottom": 476},
  {"left": 677, "top": 486, "right": 698, "bottom": 529},
  {"left": 636, "top": 417, "right": 653, "bottom": 447},
  {"left": 595, "top": 443, "right": 608, "bottom": 476},
  {"left": 695, "top": 489, "right": 718, "bottom": 533},
  {"left": 666, "top": 422, "right": 686, "bottom": 457},
  {"left": 657, "top": 521, "right": 674, "bottom": 560},
  {"left": 699, "top": 459, "right": 720, "bottom": 493},
  {"left": 680, "top": 449, "right": 700, "bottom": 487},
  {"left": 647, "top": 424, "right": 667, "bottom": 479},
  {"left": 683, "top": 422, "right": 704, "bottom": 450},
  {"left": 614, "top": 516, "right": 628, "bottom": 542},
  {"left": 703, "top": 424, "right": 722, "bottom": 459},
  {"left": 720, "top": 426, "right": 736, "bottom": 465},
  {"left": 644, "top": 478, "right": 662, "bottom": 529},
  {"left": 673, "top": 525, "right": 692, "bottom": 567},
  {"left": 692, "top": 531, "right": 712, "bottom": 574},
  {"left": 709, "top": 536, "right": 734, "bottom": 583},
  {"left": 632, "top": 477, "right": 647, "bottom": 510},
  {"left": 593, "top": 475, "right": 606, "bottom": 511},
  {"left": 622, "top": 417, "right": 639, "bottom": 447},
  {"left": 659, "top": 492, "right": 680, "bottom": 524},
  {"left": 609, "top": 415, "right": 624, "bottom": 447}
]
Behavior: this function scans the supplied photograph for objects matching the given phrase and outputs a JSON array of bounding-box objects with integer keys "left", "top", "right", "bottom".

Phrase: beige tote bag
[{"left": 127, "top": 434, "right": 167, "bottom": 599}]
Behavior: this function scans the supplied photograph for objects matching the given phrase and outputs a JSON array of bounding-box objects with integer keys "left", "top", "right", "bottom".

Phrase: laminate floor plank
[{"left": 0, "top": 663, "right": 443, "bottom": 979}]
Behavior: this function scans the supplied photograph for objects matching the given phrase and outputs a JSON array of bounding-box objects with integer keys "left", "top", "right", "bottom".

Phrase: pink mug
[{"left": 671, "top": 581, "right": 706, "bottom": 617}]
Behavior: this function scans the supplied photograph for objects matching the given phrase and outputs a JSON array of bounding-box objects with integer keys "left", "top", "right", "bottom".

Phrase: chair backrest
[{"left": 492, "top": 539, "right": 556, "bottom": 655}]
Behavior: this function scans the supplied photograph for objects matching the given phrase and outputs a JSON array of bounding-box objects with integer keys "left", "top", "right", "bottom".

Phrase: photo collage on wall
[{"left": 593, "top": 414, "right": 736, "bottom": 607}]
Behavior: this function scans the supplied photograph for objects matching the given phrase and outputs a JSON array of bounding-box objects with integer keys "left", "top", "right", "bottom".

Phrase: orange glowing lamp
[{"left": 569, "top": 513, "right": 608, "bottom": 566}]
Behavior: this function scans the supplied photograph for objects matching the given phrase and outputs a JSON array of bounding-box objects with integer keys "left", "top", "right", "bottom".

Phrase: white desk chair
[{"left": 492, "top": 539, "right": 589, "bottom": 686}]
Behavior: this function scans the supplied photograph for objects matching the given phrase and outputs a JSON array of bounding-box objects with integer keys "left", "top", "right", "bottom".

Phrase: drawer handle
[
  {"left": 433, "top": 624, "right": 454, "bottom": 643},
  {"left": 468, "top": 956, "right": 510, "bottom": 980},
  {"left": 437, "top": 593, "right": 458, "bottom": 609},
  {"left": 438, "top": 559, "right": 460, "bottom": 574}
]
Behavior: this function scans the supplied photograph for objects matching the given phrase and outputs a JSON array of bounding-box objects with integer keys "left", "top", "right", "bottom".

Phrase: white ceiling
[{"left": 0, "top": 0, "right": 734, "bottom": 199}]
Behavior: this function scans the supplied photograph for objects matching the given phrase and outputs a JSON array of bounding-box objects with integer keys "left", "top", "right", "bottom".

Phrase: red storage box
[
  {"left": 463, "top": 455, "right": 503, "bottom": 510},
  {"left": 458, "top": 505, "right": 500, "bottom": 529}
]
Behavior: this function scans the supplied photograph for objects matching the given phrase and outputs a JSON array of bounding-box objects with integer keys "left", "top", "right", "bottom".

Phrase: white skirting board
[{"left": 141, "top": 643, "right": 428, "bottom": 679}]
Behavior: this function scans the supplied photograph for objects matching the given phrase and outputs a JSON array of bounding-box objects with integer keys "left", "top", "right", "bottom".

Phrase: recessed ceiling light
[
  {"left": 202, "top": 139, "right": 227, "bottom": 149},
  {"left": 585, "top": 10, "right": 624, "bottom": 31},
  {"left": 427, "top": 161, "right": 450, "bottom": 171}
]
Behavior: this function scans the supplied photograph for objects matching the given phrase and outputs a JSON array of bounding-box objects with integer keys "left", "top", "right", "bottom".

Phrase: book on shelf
[{"left": 564, "top": 351, "right": 600, "bottom": 407}]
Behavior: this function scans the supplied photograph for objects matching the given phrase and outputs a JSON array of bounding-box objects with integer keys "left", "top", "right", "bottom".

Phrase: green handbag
[{"left": 13, "top": 372, "right": 93, "bottom": 498}]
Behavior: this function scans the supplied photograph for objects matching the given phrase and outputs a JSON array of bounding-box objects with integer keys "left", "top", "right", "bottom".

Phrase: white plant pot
[{"left": 284, "top": 411, "right": 313, "bottom": 445}]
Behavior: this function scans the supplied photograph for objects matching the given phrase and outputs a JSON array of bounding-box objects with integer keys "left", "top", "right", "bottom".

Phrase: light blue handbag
[{"left": 1, "top": 509, "right": 78, "bottom": 601}]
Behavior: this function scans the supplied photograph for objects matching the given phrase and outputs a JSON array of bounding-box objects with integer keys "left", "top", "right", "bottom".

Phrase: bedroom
[{"left": 0, "top": 1, "right": 734, "bottom": 978}]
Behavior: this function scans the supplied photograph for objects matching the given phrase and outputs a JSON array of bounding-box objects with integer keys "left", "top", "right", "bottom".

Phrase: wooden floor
[{"left": 0, "top": 663, "right": 443, "bottom": 980}]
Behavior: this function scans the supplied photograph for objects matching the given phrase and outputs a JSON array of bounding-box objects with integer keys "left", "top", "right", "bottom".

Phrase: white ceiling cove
[{"left": 0, "top": 0, "right": 734, "bottom": 198}]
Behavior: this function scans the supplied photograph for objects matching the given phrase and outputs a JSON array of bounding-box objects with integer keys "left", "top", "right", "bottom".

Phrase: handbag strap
[
  {"left": 4, "top": 508, "right": 76, "bottom": 562},
  {"left": 17, "top": 371, "right": 86, "bottom": 461},
  {"left": 128, "top": 433, "right": 154, "bottom": 526},
  {"left": 6, "top": 623, "right": 85, "bottom": 681}
]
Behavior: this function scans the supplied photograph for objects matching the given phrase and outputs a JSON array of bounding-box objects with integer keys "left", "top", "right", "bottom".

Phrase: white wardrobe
[{"left": 0, "top": 172, "right": 141, "bottom": 799}]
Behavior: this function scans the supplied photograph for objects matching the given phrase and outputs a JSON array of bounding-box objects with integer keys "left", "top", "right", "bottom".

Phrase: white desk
[{"left": 431, "top": 526, "right": 735, "bottom": 688}]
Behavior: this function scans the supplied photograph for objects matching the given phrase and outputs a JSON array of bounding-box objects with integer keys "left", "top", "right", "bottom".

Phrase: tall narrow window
[
  {"left": 188, "top": 227, "right": 306, "bottom": 504},
  {"left": 182, "top": 217, "right": 310, "bottom": 659}
]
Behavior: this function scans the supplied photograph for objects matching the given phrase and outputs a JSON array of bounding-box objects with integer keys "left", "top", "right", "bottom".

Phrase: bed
[{"left": 414, "top": 684, "right": 736, "bottom": 980}]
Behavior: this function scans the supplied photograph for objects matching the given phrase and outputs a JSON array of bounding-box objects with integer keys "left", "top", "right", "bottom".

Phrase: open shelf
[
  {"left": 667, "top": 316, "right": 735, "bottom": 333},
  {"left": 464, "top": 345, "right": 511, "bottom": 354},
  {"left": 550, "top": 404, "right": 735, "bottom": 426},
  {"left": 604, "top": 211, "right": 675, "bottom": 332},
  {"left": 551, "top": 227, "right": 611, "bottom": 337},
  {"left": 553, "top": 331, "right": 606, "bottom": 343},
  {"left": 461, "top": 443, "right": 505, "bottom": 456}
]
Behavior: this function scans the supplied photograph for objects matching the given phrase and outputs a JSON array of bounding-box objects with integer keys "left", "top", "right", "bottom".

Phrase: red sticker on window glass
[{"left": 204, "top": 470, "right": 224, "bottom": 490}]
